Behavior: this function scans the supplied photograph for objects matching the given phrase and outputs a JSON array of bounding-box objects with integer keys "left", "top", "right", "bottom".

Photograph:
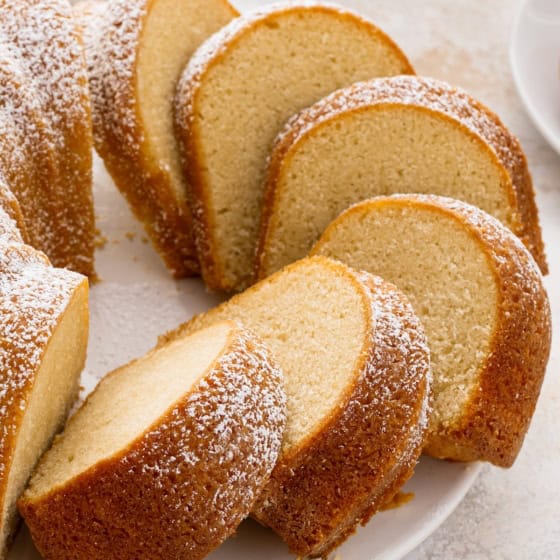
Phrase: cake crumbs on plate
[{"left": 381, "top": 491, "right": 415, "bottom": 511}]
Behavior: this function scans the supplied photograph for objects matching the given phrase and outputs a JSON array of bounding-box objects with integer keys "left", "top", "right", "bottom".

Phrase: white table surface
[
  {"left": 296, "top": 0, "right": 560, "bottom": 558},
  {"left": 233, "top": 0, "right": 560, "bottom": 557}
]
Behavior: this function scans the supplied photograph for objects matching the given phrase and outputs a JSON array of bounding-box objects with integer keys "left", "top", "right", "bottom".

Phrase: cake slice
[
  {"left": 0, "top": 240, "right": 88, "bottom": 558},
  {"left": 312, "top": 194, "right": 551, "bottom": 467},
  {"left": 161, "top": 257, "right": 431, "bottom": 557},
  {"left": 89, "top": 0, "right": 238, "bottom": 277},
  {"left": 175, "top": 3, "right": 414, "bottom": 292},
  {"left": 19, "top": 321, "right": 286, "bottom": 560},
  {"left": 0, "top": 0, "right": 96, "bottom": 276},
  {"left": 255, "top": 76, "right": 547, "bottom": 280}
]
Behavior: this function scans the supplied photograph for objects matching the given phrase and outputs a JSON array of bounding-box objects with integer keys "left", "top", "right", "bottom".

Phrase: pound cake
[
  {"left": 312, "top": 194, "right": 551, "bottom": 467},
  {"left": 0, "top": 230, "right": 89, "bottom": 558},
  {"left": 19, "top": 321, "right": 286, "bottom": 560},
  {"left": 89, "top": 0, "right": 238, "bottom": 277},
  {"left": 255, "top": 76, "right": 547, "bottom": 280},
  {"left": 161, "top": 257, "right": 431, "bottom": 557},
  {"left": 175, "top": 3, "right": 414, "bottom": 292},
  {"left": 0, "top": 0, "right": 95, "bottom": 276}
]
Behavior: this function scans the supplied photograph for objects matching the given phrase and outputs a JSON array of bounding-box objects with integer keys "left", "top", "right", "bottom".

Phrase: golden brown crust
[
  {"left": 312, "top": 194, "right": 551, "bottom": 467},
  {"left": 160, "top": 257, "right": 431, "bottom": 558},
  {"left": 174, "top": 4, "right": 414, "bottom": 292},
  {"left": 256, "top": 76, "right": 547, "bottom": 281},
  {"left": 412, "top": 197, "right": 551, "bottom": 467},
  {"left": 0, "top": 0, "right": 96, "bottom": 277},
  {"left": 251, "top": 272, "right": 430, "bottom": 558},
  {"left": 89, "top": 0, "right": 237, "bottom": 278},
  {"left": 19, "top": 323, "right": 286, "bottom": 560}
]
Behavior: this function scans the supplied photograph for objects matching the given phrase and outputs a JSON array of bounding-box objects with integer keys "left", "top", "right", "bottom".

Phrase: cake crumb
[
  {"left": 94, "top": 229, "right": 107, "bottom": 249},
  {"left": 125, "top": 231, "right": 136, "bottom": 241},
  {"left": 381, "top": 491, "right": 415, "bottom": 511}
]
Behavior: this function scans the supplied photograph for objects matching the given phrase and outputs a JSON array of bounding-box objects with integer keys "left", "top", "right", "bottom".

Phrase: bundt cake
[
  {"left": 311, "top": 194, "right": 551, "bottom": 467},
  {"left": 88, "top": 0, "right": 238, "bottom": 278},
  {"left": 19, "top": 321, "right": 286, "bottom": 560},
  {"left": 255, "top": 76, "right": 547, "bottom": 281},
  {"left": 0, "top": 0, "right": 95, "bottom": 276},
  {"left": 0, "top": 221, "right": 89, "bottom": 558},
  {"left": 174, "top": 3, "right": 414, "bottom": 292},
  {"left": 160, "top": 256, "right": 431, "bottom": 558}
]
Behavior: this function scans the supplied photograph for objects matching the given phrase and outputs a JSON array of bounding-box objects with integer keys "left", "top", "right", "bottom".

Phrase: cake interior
[
  {"left": 261, "top": 105, "right": 515, "bottom": 277},
  {"left": 1, "top": 281, "right": 88, "bottom": 549},
  {"left": 178, "top": 258, "right": 367, "bottom": 453},
  {"left": 192, "top": 9, "right": 410, "bottom": 289},
  {"left": 23, "top": 322, "right": 232, "bottom": 498},
  {"left": 312, "top": 200, "right": 499, "bottom": 433},
  {"left": 137, "top": 0, "right": 236, "bottom": 203}
]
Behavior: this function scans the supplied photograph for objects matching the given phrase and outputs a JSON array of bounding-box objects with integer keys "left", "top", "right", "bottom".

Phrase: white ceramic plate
[
  {"left": 9, "top": 155, "right": 481, "bottom": 559},
  {"left": 510, "top": 0, "right": 560, "bottom": 155}
]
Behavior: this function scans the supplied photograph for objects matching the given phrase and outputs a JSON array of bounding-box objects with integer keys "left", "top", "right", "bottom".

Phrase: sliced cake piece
[
  {"left": 0, "top": 241, "right": 88, "bottom": 558},
  {"left": 19, "top": 321, "right": 286, "bottom": 560},
  {"left": 175, "top": 4, "right": 414, "bottom": 291},
  {"left": 312, "top": 194, "right": 551, "bottom": 467},
  {"left": 255, "top": 76, "right": 547, "bottom": 280},
  {"left": 0, "top": 0, "right": 96, "bottom": 276},
  {"left": 89, "top": 0, "right": 238, "bottom": 277},
  {"left": 160, "top": 257, "right": 431, "bottom": 558}
]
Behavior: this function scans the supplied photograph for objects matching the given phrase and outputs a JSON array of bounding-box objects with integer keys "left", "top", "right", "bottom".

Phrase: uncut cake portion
[
  {"left": 161, "top": 256, "right": 431, "bottom": 558},
  {"left": 175, "top": 3, "right": 414, "bottom": 292},
  {"left": 0, "top": 0, "right": 96, "bottom": 276},
  {"left": 0, "top": 206, "right": 88, "bottom": 558},
  {"left": 255, "top": 76, "right": 547, "bottom": 281},
  {"left": 19, "top": 321, "right": 286, "bottom": 560},
  {"left": 312, "top": 194, "right": 551, "bottom": 467}
]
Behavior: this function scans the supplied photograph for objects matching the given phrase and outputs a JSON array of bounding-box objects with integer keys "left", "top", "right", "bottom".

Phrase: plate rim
[{"left": 509, "top": 0, "right": 560, "bottom": 156}]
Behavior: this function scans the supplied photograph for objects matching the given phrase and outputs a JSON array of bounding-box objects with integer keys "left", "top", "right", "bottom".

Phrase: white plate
[
  {"left": 510, "top": 0, "right": 560, "bottom": 155},
  {"left": 9, "top": 154, "right": 481, "bottom": 559}
]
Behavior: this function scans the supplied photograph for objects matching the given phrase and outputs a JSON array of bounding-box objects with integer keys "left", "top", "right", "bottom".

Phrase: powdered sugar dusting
[
  {"left": 130, "top": 323, "right": 286, "bottom": 503},
  {"left": 0, "top": 0, "right": 87, "bottom": 135},
  {"left": 360, "top": 271, "right": 432, "bottom": 453},
  {"left": 88, "top": 0, "right": 147, "bottom": 153},
  {"left": 0, "top": 207, "right": 23, "bottom": 245},
  {"left": 73, "top": 0, "right": 108, "bottom": 52},
  {"left": 0, "top": 0, "right": 95, "bottom": 275}
]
